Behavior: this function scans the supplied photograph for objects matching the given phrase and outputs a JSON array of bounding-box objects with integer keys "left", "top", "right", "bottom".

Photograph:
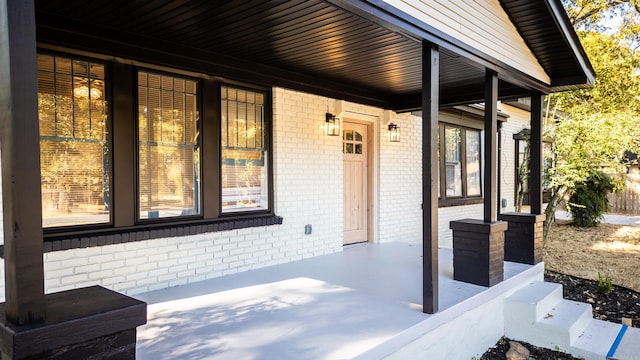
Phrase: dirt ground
[{"left": 544, "top": 221, "right": 640, "bottom": 292}]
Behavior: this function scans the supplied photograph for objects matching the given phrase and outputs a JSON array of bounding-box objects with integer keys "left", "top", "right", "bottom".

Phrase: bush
[
  {"left": 597, "top": 272, "right": 613, "bottom": 294},
  {"left": 567, "top": 170, "right": 615, "bottom": 227}
]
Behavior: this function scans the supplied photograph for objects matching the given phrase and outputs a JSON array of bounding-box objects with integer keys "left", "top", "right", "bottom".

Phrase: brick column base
[
  {"left": 0, "top": 286, "right": 146, "bottom": 360},
  {"left": 498, "top": 212, "right": 546, "bottom": 265},
  {"left": 450, "top": 219, "right": 508, "bottom": 287}
]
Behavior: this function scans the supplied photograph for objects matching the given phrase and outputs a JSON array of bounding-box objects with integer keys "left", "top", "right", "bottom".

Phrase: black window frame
[
  {"left": 36, "top": 51, "right": 115, "bottom": 231},
  {"left": 38, "top": 48, "right": 279, "bottom": 247},
  {"left": 135, "top": 68, "right": 203, "bottom": 223},
  {"left": 438, "top": 122, "right": 483, "bottom": 207},
  {"left": 218, "top": 82, "right": 273, "bottom": 216},
  {"left": 514, "top": 131, "right": 554, "bottom": 205}
]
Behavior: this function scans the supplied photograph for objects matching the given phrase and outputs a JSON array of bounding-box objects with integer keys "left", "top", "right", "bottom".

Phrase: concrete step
[
  {"left": 504, "top": 281, "right": 640, "bottom": 360},
  {"left": 607, "top": 325, "right": 640, "bottom": 360},
  {"left": 534, "top": 298, "right": 593, "bottom": 350},
  {"left": 504, "top": 281, "right": 563, "bottom": 323},
  {"left": 572, "top": 319, "right": 622, "bottom": 360}
]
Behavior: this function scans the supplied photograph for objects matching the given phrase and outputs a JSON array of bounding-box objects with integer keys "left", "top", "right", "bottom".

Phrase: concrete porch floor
[{"left": 134, "top": 242, "right": 538, "bottom": 359}]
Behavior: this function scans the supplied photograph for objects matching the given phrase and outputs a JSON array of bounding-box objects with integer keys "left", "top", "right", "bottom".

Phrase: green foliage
[
  {"left": 567, "top": 170, "right": 616, "bottom": 227},
  {"left": 597, "top": 272, "right": 613, "bottom": 294},
  {"left": 541, "top": 23, "right": 640, "bottom": 240},
  {"left": 555, "top": 31, "right": 640, "bottom": 116},
  {"left": 561, "top": 0, "right": 640, "bottom": 46}
]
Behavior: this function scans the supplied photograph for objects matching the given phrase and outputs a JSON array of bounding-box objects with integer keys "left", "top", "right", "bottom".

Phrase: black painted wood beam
[
  {"left": 484, "top": 70, "right": 498, "bottom": 223},
  {"left": 0, "top": 0, "right": 45, "bottom": 325},
  {"left": 422, "top": 42, "right": 439, "bottom": 314},
  {"left": 529, "top": 93, "right": 544, "bottom": 214}
]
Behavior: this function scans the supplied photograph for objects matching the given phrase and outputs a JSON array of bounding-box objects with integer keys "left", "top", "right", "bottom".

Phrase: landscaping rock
[{"left": 506, "top": 341, "right": 529, "bottom": 360}]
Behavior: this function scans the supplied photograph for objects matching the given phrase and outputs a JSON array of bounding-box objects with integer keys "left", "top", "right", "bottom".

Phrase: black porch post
[
  {"left": 497, "top": 93, "right": 546, "bottom": 264},
  {"left": 422, "top": 42, "right": 439, "bottom": 314},
  {"left": 484, "top": 70, "right": 498, "bottom": 222},
  {"left": 529, "top": 93, "right": 544, "bottom": 215},
  {"left": 0, "top": 0, "right": 46, "bottom": 325},
  {"left": 449, "top": 69, "right": 506, "bottom": 287}
]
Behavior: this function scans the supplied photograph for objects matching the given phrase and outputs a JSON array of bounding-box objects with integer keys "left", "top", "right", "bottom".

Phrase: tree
[
  {"left": 562, "top": 0, "right": 640, "bottom": 47},
  {"left": 541, "top": 13, "right": 640, "bottom": 239}
]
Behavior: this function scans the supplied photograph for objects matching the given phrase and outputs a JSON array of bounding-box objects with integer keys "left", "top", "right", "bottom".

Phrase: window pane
[
  {"left": 221, "top": 86, "right": 269, "bottom": 213},
  {"left": 138, "top": 72, "right": 200, "bottom": 219},
  {"left": 38, "top": 54, "right": 110, "bottom": 227},
  {"left": 445, "top": 126, "right": 462, "bottom": 197},
  {"left": 344, "top": 130, "right": 353, "bottom": 141},
  {"left": 466, "top": 129, "right": 481, "bottom": 196},
  {"left": 345, "top": 143, "right": 354, "bottom": 153},
  {"left": 517, "top": 140, "right": 529, "bottom": 190}
]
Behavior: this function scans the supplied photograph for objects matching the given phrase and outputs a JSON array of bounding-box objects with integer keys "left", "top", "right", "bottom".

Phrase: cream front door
[{"left": 343, "top": 122, "right": 369, "bottom": 245}]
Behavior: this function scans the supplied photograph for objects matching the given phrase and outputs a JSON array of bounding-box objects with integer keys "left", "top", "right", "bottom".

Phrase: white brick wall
[
  {"left": 379, "top": 112, "right": 424, "bottom": 244},
  {"left": 271, "top": 88, "right": 344, "bottom": 259},
  {"left": 499, "top": 104, "right": 532, "bottom": 213},
  {"left": 40, "top": 227, "right": 294, "bottom": 296},
  {"left": 438, "top": 204, "right": 484, "bottom": 248}
]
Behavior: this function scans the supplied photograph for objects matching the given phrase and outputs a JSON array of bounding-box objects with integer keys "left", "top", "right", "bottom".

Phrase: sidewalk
[{"left": 555, "top": 211, "right": 640, "bottom": 227}]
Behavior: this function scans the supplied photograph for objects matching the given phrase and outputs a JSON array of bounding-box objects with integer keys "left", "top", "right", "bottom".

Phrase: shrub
[
  {"left": 567, "top": 170, "right": 615, "bottom": 227},
  {"left": 597, "top": 272, "right": 613, "bottom": 294}
]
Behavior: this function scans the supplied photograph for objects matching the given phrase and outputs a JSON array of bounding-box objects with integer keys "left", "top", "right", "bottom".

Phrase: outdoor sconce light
[
  {"left": 388, "top": 123, "right": 400, "bottom": 142},
  {"left": 326, "top": 112, "right": 340, "bottom": 136}
]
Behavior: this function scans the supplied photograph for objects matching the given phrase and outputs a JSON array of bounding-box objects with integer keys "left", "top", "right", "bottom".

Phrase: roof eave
[{"left": 545, "top": 0, "right": 596, "bottom": 89}]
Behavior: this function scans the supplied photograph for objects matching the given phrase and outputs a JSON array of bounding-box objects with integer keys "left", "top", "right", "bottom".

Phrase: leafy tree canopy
[{"left": 538, "top": 1, "right": 640, "bottom": 236}]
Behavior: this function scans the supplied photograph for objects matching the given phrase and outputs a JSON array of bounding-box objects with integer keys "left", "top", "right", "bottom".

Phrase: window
[
  {"left": 137, "top": 71, "right": 200, "bottom": 219},
  {"left": 221, "top": 86, "right": 269, "bottom": 213},
  {"left": 37, "top": 54, "right": 110, "bottom": 227},
  {"left": 37, "top": 50, "right": 276, "bottom": 242},
  {"left": 439, "top": 123, "right": 482, "bottom": 202},
  {"left": 466, "top": 129, "right": 481, "bottom": 196},
  {"left": 343, "top": 129, "right": 363, "bottom": 154},
  {"left": 514, "top": 129, "right": 554, "bottom": 205}
]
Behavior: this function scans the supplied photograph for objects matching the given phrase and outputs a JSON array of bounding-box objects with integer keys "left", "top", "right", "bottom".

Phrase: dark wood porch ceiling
[{"left": 34, "top": 0, "right": 593, "bottom": 111}]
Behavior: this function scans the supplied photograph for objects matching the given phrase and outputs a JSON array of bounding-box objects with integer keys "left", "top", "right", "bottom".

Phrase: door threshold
[{"left": 343, "top": 241, "right": 370, "bottom": 248}]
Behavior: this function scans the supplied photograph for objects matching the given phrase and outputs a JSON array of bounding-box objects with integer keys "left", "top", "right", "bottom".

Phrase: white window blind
[
  {"left": 138, "top": 71, "right": 200, "bottom": 219},
  {"left": 38, "top": 54, "right": 110, "bottom": 227},
  {"left": 221, "top": 86, "right": 269, "bottom": 213}
]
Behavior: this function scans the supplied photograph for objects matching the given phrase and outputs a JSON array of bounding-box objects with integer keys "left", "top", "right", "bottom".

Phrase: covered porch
[
  {"left": 135, "top": 242, "right": 540, "bottom": 359},
  {"left": 0, "top": 0, "right": 593, "bottom": 358}
]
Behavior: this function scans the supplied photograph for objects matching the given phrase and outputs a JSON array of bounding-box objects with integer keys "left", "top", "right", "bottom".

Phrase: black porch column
[
  {"left": 0, "top": 0, "right": 46, "bottom": 325},
  {"left": 529, "top": 92, "right": 544, "bottom": 215},
  {"left": 0, "top": 2, "right": 146, "bottom": 358},
  {"left": 497, "top": 93, "right": 546, "bottom": 264},
  {"left": 450, "top": 70, "right": 507, "bottom": 287},
  {"left": 484, "top": 70, "right": 499, "bottom": 223},
  {"left": 422, "top": 42, "right": 439, "bottom": 314}
]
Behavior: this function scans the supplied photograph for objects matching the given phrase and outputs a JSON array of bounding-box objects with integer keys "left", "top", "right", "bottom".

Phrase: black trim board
[{"left": 0, "top": 216, "right": 284, "bottom": 258}]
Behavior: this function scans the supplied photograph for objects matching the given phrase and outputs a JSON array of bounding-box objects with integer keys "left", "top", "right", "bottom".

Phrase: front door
[{"left": 343, "top": 122, "right": 369, "bottom": 245}]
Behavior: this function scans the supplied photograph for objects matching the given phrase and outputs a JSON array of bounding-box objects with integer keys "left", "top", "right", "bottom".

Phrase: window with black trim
[
  {"left": 137, "top": 71, "right": 200, "bottom": 219},
  {"left": 37, "top": 54, "right": 110, "bottom": 228},
  {"left": 221, "top": 86, "right": 269, "bottom": 213},
  {"left": 37, "top": 49, "right": 275, "bottom": 240},
  {"left": 439, "top": 123, "right": 482, "bottom": 202},
  {"left": 514, "top": 130, "right": 554, "bottom": 205}
]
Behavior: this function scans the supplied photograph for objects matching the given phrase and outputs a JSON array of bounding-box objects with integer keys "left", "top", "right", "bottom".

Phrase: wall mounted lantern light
[
  {"left": 388, "top": 123, "right": 400, "bottom": 142},
  {"left": 326, "top": 112, "right": 340, "bottom": 136}
]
